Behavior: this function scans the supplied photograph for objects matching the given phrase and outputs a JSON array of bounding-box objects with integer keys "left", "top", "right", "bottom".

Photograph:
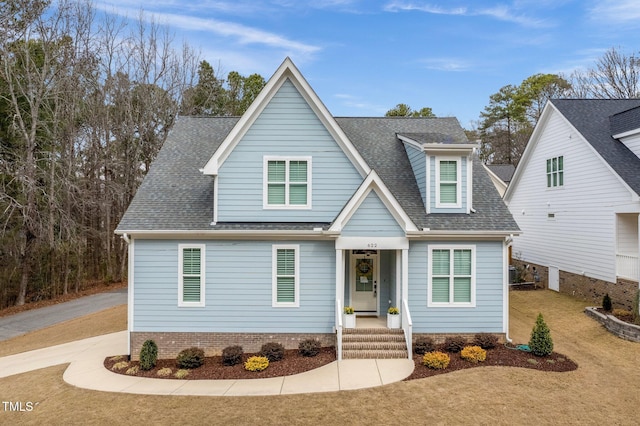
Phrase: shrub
[
  {"left": 125, "top": 366, "right": 139, "bottom": 375},
  {"left": 176, "top": 347, "right": 205, "bottom": 369},
  {"left": 529, "top": 313, "right": 553, "bottom": 356},
  {"left": 460, "top": 346, "right": 487, "bottom": 363},
  {"left": 473, "top": 333, "right": 499, "bottom": 350},
  {"left": 413, "top": 337, "right": 435, "bottom": 355},
  {"left": 344, "top": 306, "right": 354, "bottom": 314},
  {"left": 260, "top": 342, "right": 285, "bottom": 362},
  {"left": 111, "top": 361, "right": 129, "bottom": 371},
  {"left": 221, "top": 345, "right": 244, "bottom": 366},
  {"left": 139, "top": 339, "right": 158, "bottom": 371},
  {"left": 422, "top": 351, "right": 450, "bottom": 369},
  {"left": 298, "top": 339, "right": 321, "bottom": 357},
  {"left": 602, "top": 293, "right": 612, "bottom": 312},
  {"left": 612, "top": 308, "right": 632, "bottom": 317},
  {"left": 444, "top": 336, "right": 467, "bottom": 353},
  {"left": 245, "top": 356, "right": 269, "bottom": 372},
  {"left": 387, "top": 306, "right": 399, "bottom": 315},
  {"left": 174, "top": 369, "right": 189, "bottom": 379},
  {"left": 157, "top": 368, "right": 173, "bottom": 377}
]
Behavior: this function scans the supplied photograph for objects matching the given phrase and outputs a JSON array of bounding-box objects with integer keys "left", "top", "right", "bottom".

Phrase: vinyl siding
[
  {"left": 508, "top": 109, "right": 636, "bottom": 282},
  {"left": 341, "top": 190, "right": 405, "bottom": 237},
  {"left": 407, "top": 240, "right": 504, "bottom": 333},
  {"left": 132, "top": 239, "right": 335, "bottom": 333},
  {"left": 620, "top": 134, "right": 640, "bottom": 159},
  {"left": 404, "top": 143, "right": 426, "bottom": 205},
  {"left": 429, "top": 155, "right": 468, "bottom": 213},
  {"left": 217, "top": 79, "right": 362, "bottom": 222}
]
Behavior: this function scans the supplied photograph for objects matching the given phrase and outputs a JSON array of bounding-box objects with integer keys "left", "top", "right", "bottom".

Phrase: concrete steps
[{"left": 342, "top": 328, "right": 408, "bottom": 359}]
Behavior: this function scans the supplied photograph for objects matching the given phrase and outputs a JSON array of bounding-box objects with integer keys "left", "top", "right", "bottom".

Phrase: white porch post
[
  {"left": 395, "top": 250, "right": 402, "bottom": 308},
  {"left": 335, "top": 249, "right": 344, "bottom": 361},
  {"left": 401, "top": 249, "right": 409, "bottom": 313}
]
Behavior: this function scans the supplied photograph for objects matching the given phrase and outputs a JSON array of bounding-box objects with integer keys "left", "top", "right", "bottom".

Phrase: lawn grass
[{"left": 1, "top": 290, "right": 639, "bottom": 424}]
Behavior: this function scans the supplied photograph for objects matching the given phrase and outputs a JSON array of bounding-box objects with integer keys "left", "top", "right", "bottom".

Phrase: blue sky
[{"left": 92, "top": 0, "right": 640, "bottom": 128}]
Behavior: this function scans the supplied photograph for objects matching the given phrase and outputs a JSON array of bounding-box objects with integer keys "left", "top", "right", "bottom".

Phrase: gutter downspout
[
  {"left": 121, "top": 233, "right": 132, "bottom": 356},
  {"left": 504, "top": 234, "right": 513, "bottom": 343}
]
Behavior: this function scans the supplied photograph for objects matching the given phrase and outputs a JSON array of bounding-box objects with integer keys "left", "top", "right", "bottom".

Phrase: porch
[{"left": 334, "top": 239, "right": 413, "bottom": 360}]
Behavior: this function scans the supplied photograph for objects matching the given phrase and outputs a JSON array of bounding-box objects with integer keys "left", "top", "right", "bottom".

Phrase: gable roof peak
[{"left": 201, "top": 57, "right": 371, "bottom": 177}]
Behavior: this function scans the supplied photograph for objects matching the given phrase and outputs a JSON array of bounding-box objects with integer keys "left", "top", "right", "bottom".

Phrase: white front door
[{"left": 350, "top": 250, "right": 379, "bottom": 314}]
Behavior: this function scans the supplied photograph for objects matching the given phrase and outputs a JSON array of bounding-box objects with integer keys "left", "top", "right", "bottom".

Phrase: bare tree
[{"left": 570, "top": 47, "right": 640, "bottom": 99}]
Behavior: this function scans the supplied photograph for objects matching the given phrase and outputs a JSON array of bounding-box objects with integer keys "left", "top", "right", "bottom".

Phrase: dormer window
[
  {"left": 264, "top": 156, "right": 312, "bottom": 208},
  {"left": 436, "top": 157, "right": 461, "bottom": 208}
]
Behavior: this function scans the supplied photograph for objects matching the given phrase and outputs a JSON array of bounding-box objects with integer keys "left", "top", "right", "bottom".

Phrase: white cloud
[
  {"left": 384, "top": 1, "right": 550, "bottom": 28},
  {"left": 588, "top": 0, "right": 640, "bottom": 25},
  {"left": 419, "top": 58, "right": 471, "bottom": 72},
  {"left": 93, "top": 2, "right": 321, "bottom": 56}
]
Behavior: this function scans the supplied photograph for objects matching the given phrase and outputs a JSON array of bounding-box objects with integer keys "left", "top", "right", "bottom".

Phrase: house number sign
[{"left": 367, "top": 242, "right": 378, "bottom": 248}]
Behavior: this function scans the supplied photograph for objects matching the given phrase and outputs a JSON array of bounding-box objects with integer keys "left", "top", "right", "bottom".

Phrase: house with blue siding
[{"left": 116, "top": 58, "right": 520, "bottom": 360}]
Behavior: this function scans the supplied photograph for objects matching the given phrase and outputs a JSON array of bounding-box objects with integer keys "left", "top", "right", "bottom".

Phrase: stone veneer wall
[
  {"left": 512, "top": 260, "right": 638, "bottom": 310},
  {"left": 130, "top": 332, "right": 336, "bottom": 360}
]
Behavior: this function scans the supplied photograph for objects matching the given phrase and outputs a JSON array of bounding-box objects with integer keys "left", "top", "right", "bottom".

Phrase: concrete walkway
[
  {"left": 0, "top": 288, "right": 127, "bottom": 341},
  {"left": 0, "top": 331, "right": 415, "bottom": 396}
]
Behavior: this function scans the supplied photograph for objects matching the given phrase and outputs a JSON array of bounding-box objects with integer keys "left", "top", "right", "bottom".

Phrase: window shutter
[
  {"left": 182, "top": 248, "right": 201, "bottom": 303},
  {"left": 277, "top": 249, "right": 296, "bottom": 303}
]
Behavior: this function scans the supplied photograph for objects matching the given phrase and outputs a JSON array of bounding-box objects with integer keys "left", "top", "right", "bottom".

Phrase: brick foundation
[
  {"left": 130, "top": 331, "right": 336, "bottom": 360},
  {"left": 512, "top": 260, "right": 639, "bottom": 310},
  {"left": 412, "top": 332, "right": 506, "bottom": 346}
]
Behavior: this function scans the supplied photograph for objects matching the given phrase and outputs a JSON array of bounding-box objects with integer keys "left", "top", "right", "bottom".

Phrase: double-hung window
[
  {"left": 272, "top": 245, "right": 300, "bottom": 307},
  {"left": 264, "top": 157, "right": 311, "bottom": 208},
  {"left": 436, "top": 158, "right": 461, "bottom": 207},
  {"left": 428, "top": 246, "right": 475, "bottom": 307},
  {"left": 178, "top": 244, "right": 205, "bottom": 307},
  {"left": 546, "top": 156, "right": 564, "bottom": 188}
]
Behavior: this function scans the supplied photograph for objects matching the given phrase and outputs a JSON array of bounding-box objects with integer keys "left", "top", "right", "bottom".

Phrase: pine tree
[{"left": 529, "top": 313, "right": 553, "bottom": 356}]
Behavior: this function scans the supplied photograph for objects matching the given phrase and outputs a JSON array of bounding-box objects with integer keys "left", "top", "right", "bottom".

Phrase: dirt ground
[{"left": 1, "top": 289, "right": 639, "bottom": 425}]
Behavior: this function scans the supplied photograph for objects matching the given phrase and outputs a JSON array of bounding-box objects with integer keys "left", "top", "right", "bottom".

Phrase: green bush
[
  {"left": 139, "top": 339, "right": 158, "bottom": 371},
  {"left": 473, "top": 333, "right": 498, "bottom": 350},
  {"left": 602, "top": 293, "right": 612, "bottom": 312},
  {"left": 221, "top": 345, "right": 244, "bottom": 366},
  {"left": 260, "top": 342, "right": 285, "bottom": 362},
  {"left": 176, "top": 347, "right": 205, "bottom": 369},
  {"left": 444, "top": 336, "right": 467, "bottom": 353},
  {"left": 298, "top": 339, "right": 321, "bottom": 357},
  {"left": 245, "top": 356, "right": 269, "bottom": 372},
  {"left": 413, "top": 337, "right": 435, "bottom": 355},
  {"left": 422, "top": 351, "right": 450, "bottom": 369},
  {"left": 529, "top": 313, "right": 553, "bottom": 356}
]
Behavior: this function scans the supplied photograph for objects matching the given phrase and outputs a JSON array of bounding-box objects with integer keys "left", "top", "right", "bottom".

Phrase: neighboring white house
[
  {"left": 504, "top": 99, "right": 640, "bottom": 308},
  {"left": 484, "top": 164, "right": 515, "bottom": 197}
]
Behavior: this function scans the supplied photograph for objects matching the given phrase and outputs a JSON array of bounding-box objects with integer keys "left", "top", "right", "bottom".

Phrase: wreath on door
[{"left": 357, "top": 260, "right": 372, "bottom": 274}]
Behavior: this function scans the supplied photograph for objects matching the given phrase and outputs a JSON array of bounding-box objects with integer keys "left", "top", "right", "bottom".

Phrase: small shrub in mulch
[
  {"left": 221, "top": 345, "right": 244, "bottom": 366},
  {"left": 473, "top": 333, "right": 499, "bottom": 350},
  {"left": 260, "top": 342, "right": 285, "bottom": 362},
  {"left": 460, "top": 346, "right": 487, "bottom": 363},
  {"left": 245, "top": 356, "right": 269, "bottom": 372},
  {"left": 413, "top": 337, "right": 435, "bottom": 355},
  {"left": 444, "top": 336, "right": 467, "bottom": 353},
  {"left": 139, "top": 340, "right": 158, "bottom": 371},
  {"left": 298, "top": 339, "right": 321, "bottom": 357},
  {"left": 529, "top": 313, "right": 553, "bottom": 357},
  {"left": 176, "top": 347, "right": 205, "bottom": 369},
  {"left": 422, "top": 351, "right": 450, "bottom": 369}
]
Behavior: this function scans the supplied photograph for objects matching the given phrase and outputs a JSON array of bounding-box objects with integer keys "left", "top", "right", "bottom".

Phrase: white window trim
[
  {"left": 428, "top": 245, "right": 476, "bottom": 307},
  {"left": 263, "top": 156, "right": 312, "bottom": 209},
  {"left": 272, "top": 244, "right": 300, "bottom": 307},
  {"left": 435, "top": 156, "right": 462, "bottom": 208},
  {"left": 546, "top": 155, "right": 564, "bottom": 189},
  {"left": 178, "top": 244, "right": 206, "bottom": 307}
]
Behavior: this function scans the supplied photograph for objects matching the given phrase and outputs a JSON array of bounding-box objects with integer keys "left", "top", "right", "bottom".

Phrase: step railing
[
  {"left": 402, "top": 298, "right": 412, "bottom": 360},
  {"left": 336, "top": 298, "right": 343, "bottom": 361},
  {"left": 616, "top": 253, "right": 639, "bottom": 281}
]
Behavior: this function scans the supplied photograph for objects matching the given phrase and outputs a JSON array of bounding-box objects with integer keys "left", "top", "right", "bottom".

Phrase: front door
[{"left": 350, "top": 250, "right": 379, "bottom": 314}]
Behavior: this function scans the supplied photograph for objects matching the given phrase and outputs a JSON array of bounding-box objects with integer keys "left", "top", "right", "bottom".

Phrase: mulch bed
[
  {"left": 105, "top": 348, "right": 336, "bottom": 380},
  {"left": 405, "top": 344, "right": 577, "bottom": 381},
  {"left": 105, "top": 344, "right": 577, "bottom": 381}
]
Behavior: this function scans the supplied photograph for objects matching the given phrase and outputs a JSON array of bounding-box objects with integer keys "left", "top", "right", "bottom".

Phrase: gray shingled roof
[
  {"left": 610, "top": 105, "right": 640, "bottom": 136},
  {"left": 552, "top": 99, "right": 640, "bottom": 196},
  {"left": 486, "top": 164, "right": 516, "bottom": 184},
  {"left": 116, "top": 116, "right": 520, "bottom": 233}
]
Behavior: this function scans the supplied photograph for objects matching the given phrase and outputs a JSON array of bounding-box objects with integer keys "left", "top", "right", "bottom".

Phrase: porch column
[
  {"left": 336, "top": 249, "right": 344, "bottom": 307},
  {"left": 401, "top": 248, "right": 409, "bottom": 308},
  {"left": 395, "top": 250, "right": 402, "bottom": 307}
]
